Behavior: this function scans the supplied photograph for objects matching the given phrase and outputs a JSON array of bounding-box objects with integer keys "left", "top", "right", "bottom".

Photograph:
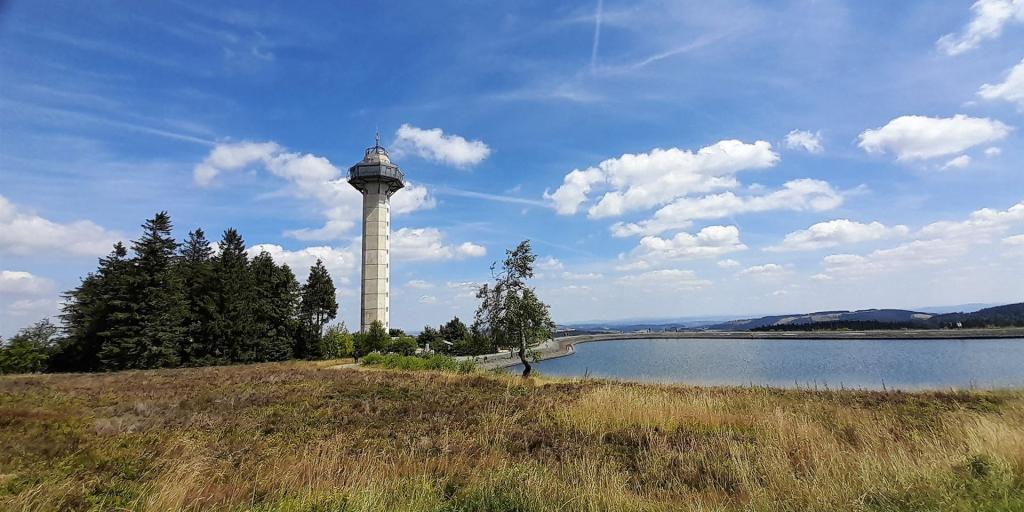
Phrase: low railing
[{"left": 349, "top": 166, "right": 404, "bottom": 182}]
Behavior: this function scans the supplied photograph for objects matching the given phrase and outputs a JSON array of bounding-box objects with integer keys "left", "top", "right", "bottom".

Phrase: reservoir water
[{"left": 513, "top": 338, "right": 1024, "bottom": 390}]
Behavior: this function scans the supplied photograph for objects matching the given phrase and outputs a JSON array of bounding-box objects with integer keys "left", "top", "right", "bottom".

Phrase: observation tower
[{"left": 348, "top": 134, "right": 405, "bottom": 332}]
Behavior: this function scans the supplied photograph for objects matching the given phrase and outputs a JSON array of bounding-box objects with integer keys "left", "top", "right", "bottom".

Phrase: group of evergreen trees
[
  {"left": 45, "top": 212, "right": 339, "bottom": 372},
  {"left": 1, "top": 222, "right": 559, "bottom": 376},
  {"left": 416, "top": 316, "right": 496, "bottom": 356}
]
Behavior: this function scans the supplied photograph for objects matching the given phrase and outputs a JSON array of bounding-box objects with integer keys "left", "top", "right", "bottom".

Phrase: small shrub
[
  {"left": 320, "top": 324, "right": 353, "bottom": 359},
  {"left": 359, "top": 353, "right": 475, "bottom": 374}
]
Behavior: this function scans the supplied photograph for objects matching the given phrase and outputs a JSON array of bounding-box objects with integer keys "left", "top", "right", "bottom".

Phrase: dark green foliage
[
  {"left": 416, "top": 325, "right": 440, "bottom": 348},
  {"left": 297, "top": 259, "right": 338, "bottom": 359},
  {"left": 386, "top": 335, "right": 418, "bottom": 356},
  {"left": 388, "top": 328, "right": 405, "bottom": 337},
  {"left": 49, "top": 211, "right": 339, "bottom": 373},
  {"left": 421, "top": 318, "right": 494, "bottom": 356},
  {"left": 438, "top": 316, "right": 470, "bottom": 352},
  {"left": 178, "top": 229, "right": 218, "bottom": 365},
  {"left": 210, "top": 228, "right": 253, "bottom": 364},
  {"left": 320, "top": 323, "right": 353, "bottom": 359},
  {"left": 52, "top": 243, "right": 132, "bottom": 372},
  {"left": 98, "top": 212, "right": 186, "bottom": 370},
  {"left": 250, "top": 252, "right": 300, "bottom": 361},
  {"left": 933, "top": 303, "right": 1024, "bottom": 328},
  {"left": 0, "top": 319, "right": 59, "bottom": 374},
  {"left": 353, "top": 320, "right": 389, "bottom": 359}
]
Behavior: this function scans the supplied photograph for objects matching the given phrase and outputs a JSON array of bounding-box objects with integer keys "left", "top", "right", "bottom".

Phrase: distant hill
[
  {"left": 712, "top": 302, "right": 1024, "bottom": 331},
  {"left": 913, "top": 303, "right": 999, "bottom": 314},
  {"left": 931, "top": 303, "right": 1024, "bottom": 328},
  {"left": 707, "top": 309, "right": 934, "bottom": 331}
]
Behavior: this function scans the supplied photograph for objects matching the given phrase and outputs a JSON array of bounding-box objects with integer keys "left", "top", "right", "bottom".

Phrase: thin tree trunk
[{"left": 519, "top": 332, "right": 531, "bottom": 377}]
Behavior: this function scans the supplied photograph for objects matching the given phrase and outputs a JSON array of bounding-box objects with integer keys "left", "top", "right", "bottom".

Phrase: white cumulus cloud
[
  {"left": 193, "top": 141, "right": 435, "bottom": 242},
  {"left": 611, "top": 179, "right": 845, "bottom": 237},
  {"left": 820, "top": 200, "right": 1024, "bottom": 278},
  {"left": 785, "top": 129, "right": 824, "bottom": 154},
  {"left": 937, "top": 0, "right": 1024, "bottom": 56},
  {"left": 544, "top": 140, "right": 779, "bottom": 218},
  {"left": 858, "top": 115, "right": 1011, "bottom": 161},
  {"left": 392, "top": 124, "right": 491, "bottom": 168},
  {"left": 632, "top": 225, "right": 747, "bottom": 261},
  {"left": 391, "top": 228, "right": 486, "bottom": 261},
  {"left": 0, "top": 271, "right": 56, "bottom": 296},
  {"left": 617, "top": 269, "right": 711, "bottom": 290},
  {"left": 247, "top": 244, "right": 358, "bottom": 285},
  {"left": 0, "top": 195, "right": 123, "bottom": 257},
  {"left": 979, "top": 58, "right": 1024, "bottom": 109},
  {"left": 768, "top": 219, "right": 909, "bottom": 251},
  {"left": 738, "top": 263, "right": 790, "bottom": 280},
  {"left": 536, "top": 256, "right": 565, "bottom": 270}
]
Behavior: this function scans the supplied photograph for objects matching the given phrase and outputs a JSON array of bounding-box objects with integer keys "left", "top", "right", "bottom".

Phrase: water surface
[{"left": 512, "top": 338, "right": 1024, "bottom": 390}]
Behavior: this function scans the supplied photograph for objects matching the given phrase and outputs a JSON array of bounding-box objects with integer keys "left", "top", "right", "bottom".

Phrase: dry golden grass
[{"left": 0, "top": 361, "right": 1021, "bottom": 511}]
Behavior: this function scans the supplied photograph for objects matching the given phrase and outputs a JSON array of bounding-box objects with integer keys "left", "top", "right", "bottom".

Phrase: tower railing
[{"left": 348, "top": 166, "right": 405, "bottom": 183}]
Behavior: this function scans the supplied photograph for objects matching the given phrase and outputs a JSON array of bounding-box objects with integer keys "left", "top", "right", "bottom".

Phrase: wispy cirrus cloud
[{"left": 937, "top": 0, "right": 1024, "bottom": 56}]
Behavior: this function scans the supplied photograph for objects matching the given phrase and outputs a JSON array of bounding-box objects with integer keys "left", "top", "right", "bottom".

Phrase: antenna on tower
[{"left": 375, "top": 127, "right": 381, "bottom": 148}]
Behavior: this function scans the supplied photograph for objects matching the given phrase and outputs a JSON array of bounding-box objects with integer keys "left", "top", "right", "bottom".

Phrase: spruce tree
[
  {"left": 250, "top": 252, "right": 300, "bottom": 361},
  {"left": 212, "top": 228, "right": 254, "bottom": 363},
  {"left": 416, "top": 325, "right": 440, "bottom": 349},
  {"left": 54, "top": 242, "right": 131, "bottom": 372},
  {"left": 99, "top": 212, "right": 187, "bottom": 370},
  {"left": 439, "top": 316, "right": 470, "bottom": 343},
  {"left": 297, "top": 259, "right": 337, "bottom": 358},
  {"left": 178, "top": 228, "right": 218, "bottom": 365}
]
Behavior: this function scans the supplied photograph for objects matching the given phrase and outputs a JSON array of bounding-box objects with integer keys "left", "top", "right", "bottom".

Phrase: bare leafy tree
[{"left": 474, "top": 240, "right": 554, "bottom": 377}]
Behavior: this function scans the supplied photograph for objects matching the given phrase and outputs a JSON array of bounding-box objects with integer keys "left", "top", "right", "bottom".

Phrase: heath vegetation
[{"left": 1, "top": 361, "right": 1021, "bottom": 511}]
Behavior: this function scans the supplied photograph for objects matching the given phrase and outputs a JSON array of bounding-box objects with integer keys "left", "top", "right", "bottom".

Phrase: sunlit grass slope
[{"left": 1, "top": 361, "right": 1021, "bottom": 511}]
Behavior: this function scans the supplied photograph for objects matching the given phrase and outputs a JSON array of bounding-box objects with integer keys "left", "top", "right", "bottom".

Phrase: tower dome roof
[{"left": 361, "top": 132, "right": 391, "bottom": 164}]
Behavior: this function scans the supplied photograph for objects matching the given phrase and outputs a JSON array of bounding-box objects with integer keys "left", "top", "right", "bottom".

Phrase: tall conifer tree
[
  {"left": 250, "top": 252, "right": 300, "bottom": 361},
  {"left": 212, "top": 228, "right": 254, "bottom": 362},
  {"left": 179, "top": 228, "right": 218, "bottom": 364},
  {"left": 54, "top": 242, "right": 131, "bottom": 372},
  {"left": 297, "top": 259, "right": 337, "bottom": 358},
  {"left": 99, "top": 212, "right": 186, "bottom": 370}
]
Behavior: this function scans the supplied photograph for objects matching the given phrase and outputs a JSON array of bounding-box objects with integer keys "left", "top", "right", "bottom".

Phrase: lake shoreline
[{"left": 475, "top": 327, "right": 1024, "bottom": 370}]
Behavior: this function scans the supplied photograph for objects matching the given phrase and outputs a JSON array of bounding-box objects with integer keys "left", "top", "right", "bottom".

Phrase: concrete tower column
[
  {"left": 360, "top": 181, "right": 391, "bottom": 331},
  {"left": 348, "top": 136, "right": 405, "bottom": 333}
]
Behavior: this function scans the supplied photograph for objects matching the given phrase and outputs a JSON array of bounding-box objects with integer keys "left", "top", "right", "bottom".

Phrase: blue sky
[{"left": 2, "top": 0, "right": 1023, "bottom": 336}]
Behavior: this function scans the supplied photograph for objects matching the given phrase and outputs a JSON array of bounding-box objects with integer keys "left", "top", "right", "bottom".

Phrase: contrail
[
  {"left": 590, "top": 0, "right": 603, "bottom": 72},
  {"left": 430, "top": 185, "right": 552, "bottom": 208}
]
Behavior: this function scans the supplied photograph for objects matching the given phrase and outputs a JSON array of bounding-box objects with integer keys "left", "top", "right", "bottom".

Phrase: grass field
[{"left": 1, "top": 361, "right": 1022, "bottom": 511}]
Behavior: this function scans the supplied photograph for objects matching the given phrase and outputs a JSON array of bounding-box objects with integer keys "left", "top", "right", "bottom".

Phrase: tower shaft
[{"left": 359, "top": 182, "right": 391, "bottom": 332}]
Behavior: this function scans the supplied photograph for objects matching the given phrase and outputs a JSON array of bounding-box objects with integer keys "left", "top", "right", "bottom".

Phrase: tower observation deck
[{"left": 348, "top": 135, "right": 405, "bottom": 332}]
